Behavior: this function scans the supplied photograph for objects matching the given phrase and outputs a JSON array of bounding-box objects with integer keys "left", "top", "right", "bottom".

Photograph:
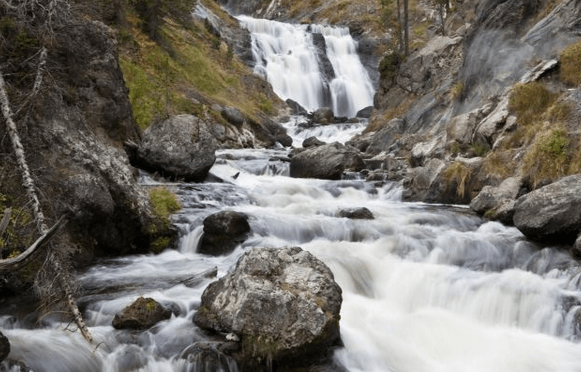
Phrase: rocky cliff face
[{"left": 0, "top": 17, "right": 162, "bottom": 264}]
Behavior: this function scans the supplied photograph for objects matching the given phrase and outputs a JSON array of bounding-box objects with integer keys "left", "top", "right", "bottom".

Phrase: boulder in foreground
[{"left": 194, "top": 247, "right": 342, "bottom": 370}]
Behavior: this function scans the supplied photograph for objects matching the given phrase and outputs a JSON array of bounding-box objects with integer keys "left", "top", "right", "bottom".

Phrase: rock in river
[
  {"left": 513, "top": 175, "right": 581, "bottom": 243},
  {"left": 198, "top": 211, "right": 251, "bottom": 256},
  {"left": 113, "top": 297, "right": 172, "bottom": 330},
  {"left": 194, "top": 247, "right": 342, "bottom": 370},
  {"left": 290, "top": 142, "right": 364, "bottom": 180}
]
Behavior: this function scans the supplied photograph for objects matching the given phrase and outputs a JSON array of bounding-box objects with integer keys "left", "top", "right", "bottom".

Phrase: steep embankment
[{"left": 364, "top": 0, "right": 581, "bottom": 244}]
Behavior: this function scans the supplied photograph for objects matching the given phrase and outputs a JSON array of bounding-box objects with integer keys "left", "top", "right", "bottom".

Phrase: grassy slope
[{"left": 114, "top": 2, "right": 281, "bottom": 130}]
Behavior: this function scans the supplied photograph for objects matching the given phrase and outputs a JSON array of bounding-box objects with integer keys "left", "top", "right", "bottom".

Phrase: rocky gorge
[{"left": 2, "top": 0, "right": 581, "bottom": 371}]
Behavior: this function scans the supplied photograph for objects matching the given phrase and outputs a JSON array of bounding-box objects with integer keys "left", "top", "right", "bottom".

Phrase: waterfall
[{"left": 238, "top": 16, "right": 375, "bottom": 118}]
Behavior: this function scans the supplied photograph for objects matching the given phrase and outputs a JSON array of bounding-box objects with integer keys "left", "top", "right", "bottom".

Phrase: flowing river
[{"left": 3, "top": 119, "right": 581, "bottom": 372}]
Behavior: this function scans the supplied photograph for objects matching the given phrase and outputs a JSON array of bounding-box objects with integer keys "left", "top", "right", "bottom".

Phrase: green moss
[
  {"left": 149, "top": 187, "right": 181, "bottom": 225},
  {"left": 120, "top": 57, "right": 166, "bottom": 129},
  {"left": 450, "top": 81, "right": 464, "bottom": 101},
  {"left": 561, "top": 39, "right": 581, "bottom": 86}
]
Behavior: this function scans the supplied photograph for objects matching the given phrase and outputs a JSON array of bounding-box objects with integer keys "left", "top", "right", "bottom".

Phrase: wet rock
[
  {"left": 290, "top": 142, "right": 365, "bottom": 180},
  {"left": 0, "top": 331, "right": 9, "bottom": 361},
  {"left": 221, "top": 107, "right": 245, "bottom": 128},
  {"left": 302, "top": 136, "right": 326, "bottom": 148},
  {"left": 338, "top": 207, "right": 374, "bottom": 220},
  {"left": 198, "top": 211, "right": 251, "bottom": 256},
  {"left": 194, "top": 247, "right": 342, "bottom": 370},
  {"left": 136, "top": 114, "right": 217, "bottom": 182},
  {"left": 471, "top": 177, "right": 523, "bottom": 218},
  {"left": 112, "top": 297, "right": 172, "bottom": 330},
  {"left": 286, "top": 99, "right": 308, "bottom": 115},
  {"left": 356, "top": 106, "right": 374, "bottom": 118},
  {"left": 313, "top": 107, "right": 335, "bottom": 124},
  {"left": 514, "top": 175, "right": 581, "bottom": 243},
  {"left": 180, "top": 342, "right": 238, "bottom": 371}
]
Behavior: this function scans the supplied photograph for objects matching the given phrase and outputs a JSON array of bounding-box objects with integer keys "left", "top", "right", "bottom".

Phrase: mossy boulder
[
  {"left": 194, "top": 247, "right": 342, "bottom": 370},
  {"left": 113, "top": 297, "right": 172, "bottom": 330}
]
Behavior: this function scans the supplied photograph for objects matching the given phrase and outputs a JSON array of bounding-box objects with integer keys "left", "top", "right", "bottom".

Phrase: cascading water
[
  {"left": 238, "top": 16, "right": 375, "bottom": 118},
  {"left": 3, "top": 118, "right": 581, "bottom": 371}
]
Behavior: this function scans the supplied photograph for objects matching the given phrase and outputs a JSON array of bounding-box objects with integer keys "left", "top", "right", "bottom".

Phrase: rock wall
[{"left": 0, "top": 20, "right": 160, "bottom": 263}]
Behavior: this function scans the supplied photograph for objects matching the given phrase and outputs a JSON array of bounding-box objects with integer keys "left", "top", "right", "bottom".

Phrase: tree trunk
[
  {"left": 397, "top": 0, "right": 403, "bottom": 53},
  {"left": 404, "top": 0, "right": 409, "bottom": 56},
  {"left": 0, "top": 68, "right": 93, "bottom": 344}
]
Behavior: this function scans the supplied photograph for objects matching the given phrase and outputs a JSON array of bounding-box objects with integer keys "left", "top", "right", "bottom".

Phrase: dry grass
[
  {"left": 521, "top": 126, "right": 569, "bottom": 187},
  {"left": 365, "top": 98, "right": 413, "bottom": 133},
  {"left": 443, "top": 161, "right": 472, "bottom": 198},
  {"left": 560, "top": 39, "right": 581, "bottom": 86}
]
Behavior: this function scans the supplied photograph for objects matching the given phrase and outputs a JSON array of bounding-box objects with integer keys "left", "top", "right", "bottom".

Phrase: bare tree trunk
[
  {"left": 404, "top": 0, "right": 409, "bottom": 56},
  {"left": 0, "top": 72, "right": 49, "bottom": 234},
  {"left": 397, "top": 0, "right": 403, "bottom": 53},
  {"left": 0, "top": 68, "right": 93, "bottom": 344}
]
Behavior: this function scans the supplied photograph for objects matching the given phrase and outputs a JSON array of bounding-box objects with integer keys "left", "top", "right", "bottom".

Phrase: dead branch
[
  {"left": 0, "top": 208, "right": 11, "bottom": 240},
  {"left": 0, "top": 214, "right": 66, "bottom": 274}
]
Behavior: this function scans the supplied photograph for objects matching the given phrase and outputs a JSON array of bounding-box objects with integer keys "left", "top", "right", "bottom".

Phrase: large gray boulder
[
  {"left": 137, "top": 115, "right": 217, "bottom": 182},
  {"left": 514, "top": 175, "right": 581, "bottom": 243},
  {"left": 194, "top": 247, "right": 342, "bottom": 370},
  {"left": 290, "top": 142, "right": 365, "bottom": 180},
  {"left": 198, "top": 211, "right": 251, "bottom": 256},
  {"left": 221, "top": 107, "right": 245, "bottom": 128}
]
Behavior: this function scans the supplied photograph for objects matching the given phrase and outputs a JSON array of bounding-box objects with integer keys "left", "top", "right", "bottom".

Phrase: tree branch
[{"left": 0, "top": 214, "right": 66, "bottom": 274}]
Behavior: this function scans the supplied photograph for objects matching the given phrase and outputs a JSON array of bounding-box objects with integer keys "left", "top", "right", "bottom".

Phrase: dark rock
[
  {"left": 136, "top": 114, "right": 217, "bottom": 182},
  {"left": 198, "top": 211, "right": 251, "bottom": 256},
  {"left": 274, "top": 134, "right": 293, "bottom": 147},
  {"left": 338, "top": 208, "right": 374, "bottom": 220},
  {"left": 424, "top": 158, "right": 484, "bottom": 204},
  {"left": 290, "top": 142, "right": 365, "bottom": 180},
  {"left": 313, "top": 107, "right": 335, "bottom": 124},
  {"left": 302, "top": 136, "right": 326, "bottom": 148},
  {"left": 0, "top": 331, "right": 9, "bottom": 361},
  {"left": 221, "top": 106, "right": 245, "bottom": 127},
  {"left": 112, "top": 297, "right": 172, "bottom": 330},
  {"left": 180, "top": 342, "right": 238, "bottom": 371},
  {"left": 356, "top": 106, "right": 374, "bottom": 118},
  {"left": 194, "top": 247, "right": 342, "bottom": 370},
  {"left": 514, "top": 175, "right": 581, "bottom": 243},
  {"left": 286, "top": 99, "right": 308, "bottom": 115}
]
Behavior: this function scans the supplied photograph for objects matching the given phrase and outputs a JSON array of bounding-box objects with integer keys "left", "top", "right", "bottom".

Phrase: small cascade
[{"left": 238, "top": 16, "right": 374, "bottom": 118}]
